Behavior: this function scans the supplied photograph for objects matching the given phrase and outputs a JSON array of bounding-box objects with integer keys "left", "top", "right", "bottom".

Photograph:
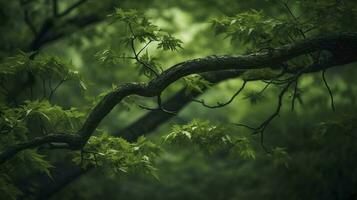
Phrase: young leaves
[
  {"left": 183, "top": 75, "right": 212, "bottom": 95},
  {"left": 157, "top": 34, "right": 183, "bottom": 51},
  {"left": 73, "top": 134, "right": 161, "bottom": 178},
  {"left": 163, "top": 120, "right": 256, "bottom": 159},
  {"left": 211, "top": 10, "right": 304, "bottom": 49},
  {"left": 270, "top": 147, "right": 291, "bottom": 168},
  {"left": 0, "top": 52, "right": 87, "bottom": 102},
  {"left": 103, "top": 9, "right": 183, "bottom": 78}
]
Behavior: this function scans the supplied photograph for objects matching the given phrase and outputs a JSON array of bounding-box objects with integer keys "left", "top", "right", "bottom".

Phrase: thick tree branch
[
  {"left": 2, "top": 32, "right": 357, "bottom": 165},
  {"left": 20, "top": 70, "right": 245, "bottom": 199},
  {"left": 0, "top": 134, "right": 81, "bottom": 164},
  {"left": 118, "top": 70, "right": 244, "bottom": 141},
  {"left": 78, "top": 32, "right": 357, "bottom": 143}
]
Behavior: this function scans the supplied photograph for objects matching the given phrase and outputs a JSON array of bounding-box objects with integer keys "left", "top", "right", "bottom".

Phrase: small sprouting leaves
[
  {"left": 26, "top": 150, "right": 54, "bottom": 178},
  {"left": 0, "top": 52, "right": 88, "bottom": 99},
  {"left": 232, "top": 137, "right": 256, "bottom": 160},
  {"left": 312, "top": 115, "right": 357, "bottom": 142},
  {"left": 211, "top": 10, "right": 305, "bottom": 49},
  {"left": 95, "top": 48, "right": 116, "bottom": 63},
  {"left": 110, "top": 8, "right": 184, "bottom": 50},
  {"left": 183, "top": 75, "right": 212, "bottom": 95},
  {"left": 73, "top": 134, "right": 161, "bottom": 178},
  {"left": 110, "top": 8, "right": 139, "bottom": 23},
  {"left": 163, "top": 120, "right": 256, "bottom": 159},
  {"left": 0, "top": 52, "right": 51, "bottom": 78},
  {"left": 211, "top": 17, "right": 231, "bottom": 36},
  {"left": 0, "top": 100, "right": 84, "bottom": 147},
  {"left": 21, "top": 100, "right": 84, "bottom": 134},
  {"left": 134, "top": 19, "right": 160, "bottom": 43},
  {"left": 110, "top": 8, "right": 160, "bottom": 43},
  {"left": 94, "top": 47, "right": 133, "bottom": 65},
  {"left": 157, "top": 34, "right": 183, "bottom": 51},
  {"left": 270, "top": 147, "right": 291, "bottom": 168},
  {"left": 105, "top": 9, "right": 184, "bottom": 77}
]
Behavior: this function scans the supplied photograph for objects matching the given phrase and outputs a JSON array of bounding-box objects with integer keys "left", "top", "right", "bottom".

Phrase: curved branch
[
  {"left": 322, "top": 69, "right": 335, "bottom": 111},
  {"left": 193, "top": 80, "right": 247, "bottom": 108},
  {"left": 2, "top": 32, "right": 357, "bottom": 164},
  {"left": 0, "top": 134, "right": 81, "bottom": 164},
  {"left": 128, "top": 23, "right": 159, "bottom": 77},
  {"left": 79, "top": 32, "right": 357, "bottom": 142}
]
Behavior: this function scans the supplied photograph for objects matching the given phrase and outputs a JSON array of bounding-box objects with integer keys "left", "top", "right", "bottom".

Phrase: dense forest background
[{"left": 1, "top": 0, "right": 357, "bottom": 199}]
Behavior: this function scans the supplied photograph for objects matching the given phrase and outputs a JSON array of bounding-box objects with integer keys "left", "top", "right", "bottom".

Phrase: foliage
[
  {"left": 98, "top": 8, "right": 183, "bottom": 78},
  {"left": 0, "top": 52, "right": 86, "bottom": 91},
  {"left": 211, "top": 10, "right": 304, "bottom": 49},
  {"left": 0, "top": 99, "right": 85, "bottom": 198},
  {"left": 183, "top": 75, "right": 212, "bottom": 95},
  {"left": 164, "top": 120, "right": 256, "bottom": 160},
  {"left": 73, "top": 134, "right": 161, "bottom": 178}
]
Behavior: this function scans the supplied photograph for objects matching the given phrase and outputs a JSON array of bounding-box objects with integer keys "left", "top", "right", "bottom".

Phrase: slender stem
[{"left": 322, "top": 69, "right": 335, "bottom": 111}]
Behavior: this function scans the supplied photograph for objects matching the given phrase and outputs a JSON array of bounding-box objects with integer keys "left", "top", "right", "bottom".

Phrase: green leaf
[
  {"left": 271, "top": 147, "right": 291, "bottom": 168},
  {"left": 135, "top": 51, "right": 161, "bottom": 78},
  {"left": 183, "top": 75, "right": 212, "bottom": 95},
  {"left": 157, "top": 34, "right": 183, "bottom": 51},
  {"left": 73, "top": 134, "right": 162, "bottom": 178},
  {"left": 163, "top": 120, "right": 256, "bottom": 159},
  {"left": 26, "top": 150, "right": 54, "bottom": 178}
]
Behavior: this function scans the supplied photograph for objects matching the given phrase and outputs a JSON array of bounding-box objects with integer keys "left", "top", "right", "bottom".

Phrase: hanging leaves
[
  {"left": 73, "top": 134, "right": 161, "bottom": 178},
  {"left": 163, "top": 120, "right": 256, "bottom": 159}
]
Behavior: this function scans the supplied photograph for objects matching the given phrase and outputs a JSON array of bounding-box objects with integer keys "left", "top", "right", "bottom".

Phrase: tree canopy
[{"left": 1, "top": 0, "right": 357, "bottom": 199}]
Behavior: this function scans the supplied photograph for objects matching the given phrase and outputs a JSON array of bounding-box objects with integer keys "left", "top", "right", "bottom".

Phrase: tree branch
[
  {"left": 0, "top": 134, "right": 81, "bottom": 164},
  {"left": 322, "top": 69, "right": 335, "bottom": 111},
  {"left": 2, "top": 32, "right": 357, "bottom": 165},
  {"left": 193, "top": 80, "right": 247, "bottom": 108}
]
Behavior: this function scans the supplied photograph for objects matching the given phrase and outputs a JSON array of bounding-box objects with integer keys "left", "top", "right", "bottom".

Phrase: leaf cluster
[
  {"left": 211, "top": 10, "right": 304, "bottom": 49},
  {"left": 73, "top": 135, "right": 162, "bottom": 178},
  {"left": 164, "top": 120, "right": 256, "bottom": 160}
]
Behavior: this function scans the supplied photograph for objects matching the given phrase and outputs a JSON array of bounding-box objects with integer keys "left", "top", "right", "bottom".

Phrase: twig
[
  {"left": 128, "top": 23, "right": 159, "bottom": 77},
  {"left": 322, "top": 69, "right": 335, "bottom": 111},
  {"left": 139, "top": 94, "right": 176, "bottom": 115},
  {"left": 193, "top": 80, "right": 247, "bottom": 108},
  {"left": 235, "top": 80, "right": 294, "bottom": 153},
  {"left": 48, "top": 77, "right": 67, "bottom": 101},
  {"left": 137, "top": 40, "right": 153, "bottom": 56},
  {"left": 281, "top": 1, "right": 306, "bottom": 39}
]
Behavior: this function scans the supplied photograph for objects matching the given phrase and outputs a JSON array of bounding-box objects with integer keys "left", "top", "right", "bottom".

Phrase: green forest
[{"left": 1, "top": 0, "right": 357, "bottom": 199}]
